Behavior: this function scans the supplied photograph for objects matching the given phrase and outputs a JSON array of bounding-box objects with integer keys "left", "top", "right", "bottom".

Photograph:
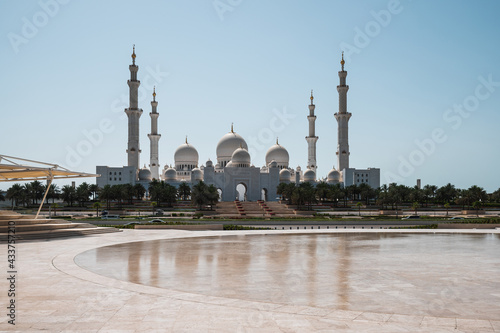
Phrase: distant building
[{"left": 96, "top": 48, "right": 380, "bottom": 200}]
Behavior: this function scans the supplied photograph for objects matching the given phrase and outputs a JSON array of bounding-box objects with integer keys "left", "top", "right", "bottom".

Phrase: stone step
[
  {"left": 0, "top": 222, "right": 97, "bottom": 233},
  {"left": 0, "top": 219, "right": 69, "bottom": 226},
  {"left": 0, "top": 227, "right": 120, "bottom": 242}
]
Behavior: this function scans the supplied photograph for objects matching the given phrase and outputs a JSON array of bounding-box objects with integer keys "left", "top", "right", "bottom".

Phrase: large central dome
[{"left": 216, "top": 125, "right": 248, "bottom": 166}]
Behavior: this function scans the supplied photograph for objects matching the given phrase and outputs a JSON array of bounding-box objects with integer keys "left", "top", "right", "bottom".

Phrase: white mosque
[{"left": 96, "top": 47, "right": 380, "bottom": 201}]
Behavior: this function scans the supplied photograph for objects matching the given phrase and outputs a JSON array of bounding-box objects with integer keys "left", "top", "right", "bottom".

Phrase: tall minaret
[
  {"left": 148, "top": 87, "right": 161, "bottom": 179},
  {"left": 305, "top": 90, "right": 318, "bottom": 172},
  {"left": 125, "top": 45, "right": 143, "bottom": 170},
  {"left": 334, "top": 52, "right": 351, "bottom": 172}
]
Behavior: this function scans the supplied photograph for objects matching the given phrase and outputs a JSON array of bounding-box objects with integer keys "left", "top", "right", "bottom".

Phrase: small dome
[
  {"left": 174, "top": 142, "right": 199, "bottom": 165},
  {"left": 138, "top": 167, "right": 152, "bottom": 181},
  {"left": 279, "top": 168, "right": 291, "bottom": 182},
  {"left": 215, "top": 162, "right": 222, "bottom": 169},
  {"left": 269, "top": 160, "right": 278, "bottom": 168},
  {"left": 265, "top": 140, "right": 289, "bottom": 168},
  {"left": 216, "top": 128, "right": 248, "bottom": 163},
  {"left": 327, "top": 168, "right": 340, "bottom": 182},
  {"left": 296, "top": 166, "right": 302, "bottom": 172},
  {"left": 231, "top": 147, "right": 251, "bottom": 165},
  {"left": 226, "top": 161, "right": 233, "bottom": 167},
  {"left": 192, "top": 168, "right": 203, "bottom": 181},
  {"left": 164, "top": 167, "right": 177, "bottom": 181},
  {"left": 205, "top": 159, "right": 213, "bottom": 167},
  {"left": 303, "top": 169, "right": 316, "bottom": 182}
]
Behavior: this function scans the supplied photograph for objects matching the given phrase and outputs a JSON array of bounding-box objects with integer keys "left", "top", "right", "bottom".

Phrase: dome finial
[
  {"left": 132, "top": 44, "right": 136, "bottom": 65},
  {"left": 152, "top": 86, "right": 156, "bottom": 101},
  {"left": 276, "top": 137, "right": 279, "bottom": 145},
  {"left": 231, "top": 122, "right": 234, "bottom": 133},
  {"left": 341, "top": 51, "right": 345, "bottom": 70},
  {"left": 185, "top": 135, "right": 188, "bottom": 144},
  {"left": 310, "top": 90, "right": 314, "bottom": 104}
]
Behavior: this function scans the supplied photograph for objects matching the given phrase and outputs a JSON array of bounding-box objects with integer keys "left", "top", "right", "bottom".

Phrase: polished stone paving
[{"left": 1, "top": 229, "right": 500, "bottom": 332}]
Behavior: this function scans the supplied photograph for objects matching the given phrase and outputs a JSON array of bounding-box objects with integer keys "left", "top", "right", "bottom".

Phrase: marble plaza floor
[{"left": 1, "top": 228, "right": 500, "bottom": 332}]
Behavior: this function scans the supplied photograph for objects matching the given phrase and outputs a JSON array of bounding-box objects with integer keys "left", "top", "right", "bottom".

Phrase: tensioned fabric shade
[
  {"left": 0, "top": 163, "right": 98, "bottom": 182},
  {"left": 0, "top": 154, "right": 99, "bottom": 218}
]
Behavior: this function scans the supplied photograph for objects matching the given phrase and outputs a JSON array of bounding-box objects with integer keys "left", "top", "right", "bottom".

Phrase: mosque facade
[{"left": 96, "top": 48, "right": 380, "bottom": 201}]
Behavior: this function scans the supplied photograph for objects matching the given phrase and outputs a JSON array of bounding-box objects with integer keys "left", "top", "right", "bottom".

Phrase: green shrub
[{"left": 223, "top": 224, "right": 272, "bottom": 230}]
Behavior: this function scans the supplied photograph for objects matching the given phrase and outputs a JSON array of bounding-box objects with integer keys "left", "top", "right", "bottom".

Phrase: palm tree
[
  {"left": 356, "top": 201, "right": 363, "bottom": 216},
  {"left": 315, "top": 182, "right": 329, "bottom": 203},
  {"left": 468, "top": 185, "right": 488, "bottom": 203},
  {"left": 206, "top": 184, "right": 219, "bottom": 210},
  {"left": 411, "top": 201, "right": 420, "bottom": 216},
  {"left": 92, "top": 202, "right": 102, "bottom": 217},
  {"left": 177, "top": 182, "right": 191, "bottom": 201},
  {"left": 276, "top": 183, "right": 287, "bottom": 201},
  {"left": 51, "top": 203, "right": 59, "bottom": 216},
  {"left": 358, "top": 183, "right": 375, "bottom": 206},
  {"left": 61, "top": 185, "right": 76, "bottom": 207},
  {"left": 436, "top": 183, "right": 457, "bottom": 204},
  {"left": 472, "top": 201, "right": 482, "bottom": 217},
  {"left": 491, "top": 188, "right": 500, "bottom": 203},
  {"left": 150, "top": 201, "right": 157, "bottom": 214},
  {"left": 100, "top": 185, "right": 113, "bottom": 210},
  {"left": 134, "top": 184, "right": 146, "bottom": 200},
  {"left": 30, "top": 180, "right": 45, "bottom": 205},
  {"left": 76, "top": 182, "right": 91, "bottom": 207},
  {"left": 148, "top": 179, "right": 162, "bottom": 204},
  {"left": 89, "top": 184, "right": 99, "bottom": 201},
  {"left": 328, "top": 184, "right": 343, "bottom": 207},
  {"left": 444, "top": 202, "right": 451, "bottom": 217},
  {"left": 46, "top": 184, "right": 60, "bottom": 204},
  {"left": 162, "top": 184, "right": 177, "bottom": 207},
  {"left": 423, "top": 184, "right": 438, "bottom": 207},
  {"left": 191, "top": 181, "right": 209, "bottom": 210},
  {"left": 6, "top": 184, "right": 24, "bottom": 208},
  {"left": 123, "top": 183, "right": 135, "bottom": 205}
]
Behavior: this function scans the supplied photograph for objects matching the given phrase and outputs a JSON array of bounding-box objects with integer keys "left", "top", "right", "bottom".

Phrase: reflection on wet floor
[{"left": 75, "top": 233, "right": 500, "bottom": 319}]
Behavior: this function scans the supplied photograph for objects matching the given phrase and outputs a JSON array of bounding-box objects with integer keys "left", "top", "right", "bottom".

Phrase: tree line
[
  {"left": 277, "top": 182, "right": 500, "bottom": 210},
  {"left": 2, "top": 180, "right": 499, "bottom": 211}
]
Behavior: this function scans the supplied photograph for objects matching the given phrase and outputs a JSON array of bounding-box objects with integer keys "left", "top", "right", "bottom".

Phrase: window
[
  {"left": 119, "top": 172, "right": 121, "bottom": 175},
  {"left": 109, "top": 172, "right": 112, "bottom": 175},
  {"left": 119, "top": 178, "right": 121, "bottom": 181}
]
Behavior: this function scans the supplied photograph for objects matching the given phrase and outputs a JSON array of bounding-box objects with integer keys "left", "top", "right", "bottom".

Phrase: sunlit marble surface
[{"left": 1, "top": 229, "right": 500, "bottom": 332}]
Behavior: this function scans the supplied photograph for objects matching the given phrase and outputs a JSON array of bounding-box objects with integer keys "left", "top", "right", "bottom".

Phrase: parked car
[
  {"left": 101, "top": 215, "right": 120, "bottom": 219},
  {"left": 448, "top": 217, "right": 464, "bottom": 220},
  {"left": 149, "top": 219, "right": 164, "bottom": 223},
  {"left": 401, "top": 215, "right": 420, "bottom": 220}
]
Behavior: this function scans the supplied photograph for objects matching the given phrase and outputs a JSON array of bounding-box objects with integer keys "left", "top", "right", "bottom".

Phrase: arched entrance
[
  {"left": 236, "top": 183, "right": 247, "bottom": 201},
  {"left": 261, "top": 188, "right": 268, "bottom": 201}
]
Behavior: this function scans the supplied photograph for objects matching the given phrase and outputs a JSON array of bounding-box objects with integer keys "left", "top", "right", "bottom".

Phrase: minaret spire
[
  {"left": 148, "top": 86, "right": 160, "bottom": 179},
  {"left": 305, "top": 90, "right": 318, "bottom": 172},
  {"left": 132, "top": 44, "right": 136, "bottom": 65},
  {"left": 335, "top": 52, "right": 352, "bottom": 174},
  {"left": 125, "top": 44, "right": 143, "bottom": 171}
]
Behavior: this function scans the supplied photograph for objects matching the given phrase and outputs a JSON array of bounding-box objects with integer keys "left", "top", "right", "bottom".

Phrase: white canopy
[{"left": 0, "top": 154, "right": 99, "bottom": 218}]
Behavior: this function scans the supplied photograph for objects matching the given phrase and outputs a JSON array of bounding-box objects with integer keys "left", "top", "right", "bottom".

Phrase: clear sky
[{"left": 1, "top": 0, "right": 499, "bottom": 192}]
